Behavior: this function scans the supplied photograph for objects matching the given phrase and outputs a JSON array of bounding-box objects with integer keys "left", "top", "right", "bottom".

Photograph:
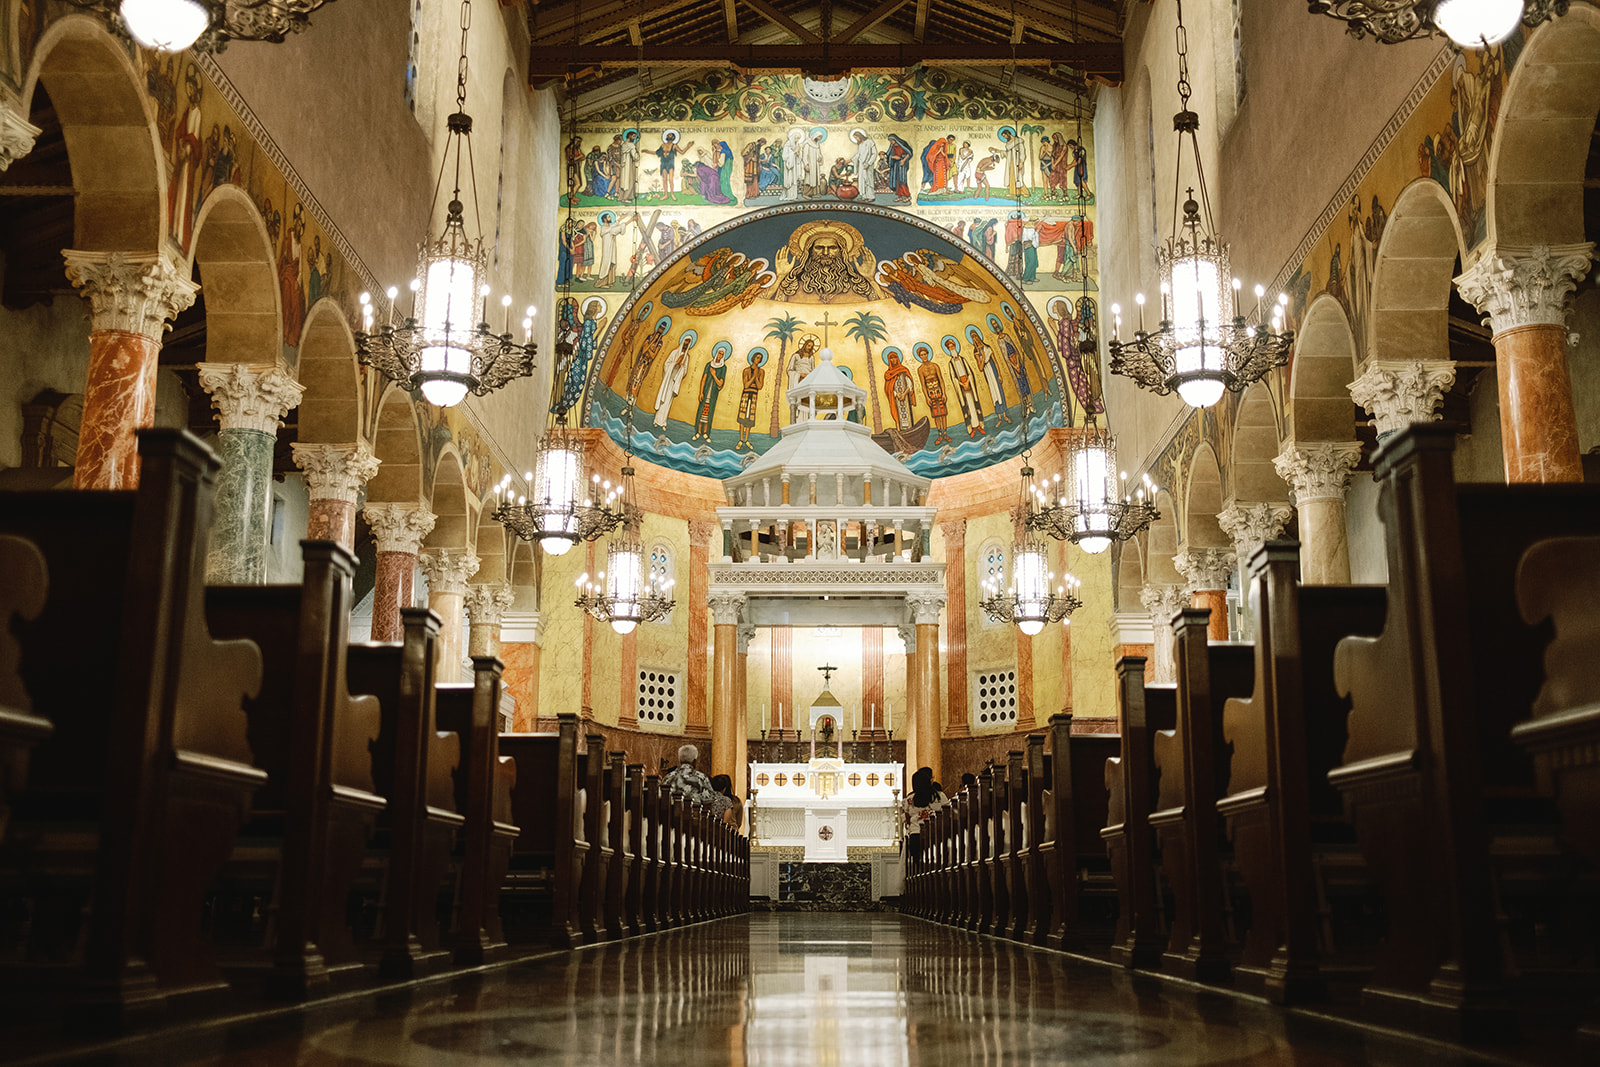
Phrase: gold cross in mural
[{"left": 811, "top": 313, "right": 840, "bottom": 346}]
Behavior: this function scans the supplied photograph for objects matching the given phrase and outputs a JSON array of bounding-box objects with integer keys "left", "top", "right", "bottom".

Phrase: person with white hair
[{"left": 662, "top": 744, "right": 718, "bottom": 806}]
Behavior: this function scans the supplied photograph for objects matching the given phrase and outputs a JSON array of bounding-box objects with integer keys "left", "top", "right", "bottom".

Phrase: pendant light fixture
[
  {"left": 1028, "top": 427, "right": 1160, "bottom": 553},
  {"left": 1106, "top": 0, "right": 1292, "bottom": 410},
  {"left": 573, "top": 404, "right": 674, "bottom": 634},
  {"left": 980, "top": 405, "right": 1083, "bottom": 633},
  {"left": 68, "top": 0, "right": 335, "bottom": 53},
  {"left": 356, "top": 0, "right": 538, "bottom": 408},
  {"left": 1307, "top": 0, "right": 1566, "bottom": 48}
]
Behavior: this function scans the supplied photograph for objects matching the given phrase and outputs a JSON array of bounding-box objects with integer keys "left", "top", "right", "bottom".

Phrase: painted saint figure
[
  {"left": 616, "top": 129, "right": 641, "bottom": 200},
  {"left": 654, "top": 329, "right": 696, "bottom": 429},
  {"left": 850, "top": 129, "right": 878, "bottom": 203},
  {"left": 691, "top": 341, "right": 730, "bottom": 442},
  {"left": 942, "top": 334, "right": 985, "bottom": 437},
  {"left": 655, "top": 129, "right": 695, "bottom": 201},
  {"left": 558, "top": 297, "right": 609, "bottom": 414},
  {"left": 787, "top": 333, "right": 819, "bottom": 421},
  {"left": 989, "top": 313, "right": 1032, "bottom": 415},
  {"left": 736, "top": 348, "right": 767, "bottom": 450},
  {"left": 885, "top": 134, "right": 914, "bottom": 204},
  {"left": 969, "top": 323, "right": 1012, "bottom": 425},
  {"left": 914, "top": 343, "right": 953, "bottom": 447},
  {"left": 629, "top": 316, "right": 672, "bottom": 403}
]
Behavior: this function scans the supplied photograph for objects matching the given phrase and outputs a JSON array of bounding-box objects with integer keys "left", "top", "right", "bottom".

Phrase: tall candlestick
[{"left": 884, "top": 702, "right": 891, "bottom": 735}]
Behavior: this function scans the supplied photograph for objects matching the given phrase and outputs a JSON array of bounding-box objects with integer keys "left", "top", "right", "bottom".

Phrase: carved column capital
[
  {"left": 906, "top": 592, "right": 946, "bottom": 625},
  {"left": 1349, "top": 360, "right": 1457, "bottom": 437},
  {"left": 1217, "top": 502, "right": 1294, "bottom": 563},
  {"left": 1173, "top": 547, "right": 1237, "bottom": 591},
  {"left": 464, "top": 583, "right": 514, "bottom": 627},
  {"left": 0, "top": 96, "right": 40, "bottom": 171},
  {"left": 364, "top": 503, "right": 436, "bottom": 555},
  {"left": 737, "top": 621, "right": 757, "bottom": 653},
  {"left": 1139, "top": 583, "right": 1192, "bottom": 621},
  {"left": 1455, "top": 242, "right": 1595, "bottom": 334},
  {"left": 688, "top": 519, "right": 719, "bottom": 548},
  {"left": 420, "top": 549, "right": 481, "bottom": 597},
  {"left": 1273, "top": 441, "right": 1363, "bottom": 504},
  {"left": 708, "top": 590, "right": 746, "bottom": 625},
  {"left": 63, "top": 249, "right": 198, "bottom": 340},
  {"left": 291, "top": 442, "right": 381, "bottom": 503},
  {"left": 896, "top": 621, "right": 917, "bottom": 653},
  {"left": 197, "top": 363, "right": 305, "bottom": 434}
]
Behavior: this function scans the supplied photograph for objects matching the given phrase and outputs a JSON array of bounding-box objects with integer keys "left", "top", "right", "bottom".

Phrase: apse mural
[{"left": 577, "top": 203, "right": 1078, "bottom": 479}]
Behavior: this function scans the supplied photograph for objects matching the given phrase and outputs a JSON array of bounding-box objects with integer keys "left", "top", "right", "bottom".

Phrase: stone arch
[
  {"left": 1116, "top": 534, "right": 1148, "bottom": 613},
  {"left": 508, "top": 538, "right": 538, "bottom": 609},
  {"left": 1230, "top": 380, "right": 1284, "bottom": 502},
  {"left": 1367, "top": 179, "right": 1466, "bottom": 367},
  {"left": 473, "top": 507, "right": 509, "bottom": 586},
  {"left": 25, "top": 16, "right": 165, "bottom": 251},
  {"left": 297, "top": 298, "right": 363, "bottom": 446},
  {"left": 366, "top": 387, "right": 423, "bottom": 505},
  {"left": 425, "top": 444, "right": 473, "bottom": 553},
  {"left": 1485, "top": 7, "right": 1600, "bottom": 249},
  {"left": 1182, "top": 443, "right": 1228, "bottom": 550},
  {"left": 189, "top": 185, "right": 282, "bottom": 366},
  {"left": 1145, "top": 488, "right": 1182, "bottom": 586},
  {"left": 1287, "top": 294, "right": 1359, "bottom": 442}
]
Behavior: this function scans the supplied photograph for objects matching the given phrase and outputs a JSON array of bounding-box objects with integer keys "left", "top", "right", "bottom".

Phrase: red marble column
[
  {"left": 862, "top": 626, "right": 884, "bottom": 737},
  {"left": 940, "top": 518, "right": 969, "bottom": 737},
  {"left": 770, "top": 625, "right": 793, "bottom": 734},
  {"left": 910, "top": 592, "right": 945, "bottom": 786},
  {"left": 1174, "top": 548, "right": 1237, "bottom": 642},
  {"left": 63, "top": 251, "right": 198, "bottom": 490},
  {"left": 686, "top": 520, "right": 716, "bottom": 738},
  {"left": 709, "top": 592, "right": 744, "bottom": 784},
  {"left": 363, "top": 503, "right": 435, "bottom": 642},
  {"left": 1456, "top": 242, "right": 1593, "bottom": 485},
  {"left": 292, "top": 442, "right": 381, "bottom": 551},
  {"left": 464, "top": 583, "right": 514, "bottom": 659},
  {"left": 736, "top": 622, "right": 752, "bottom": 793}
]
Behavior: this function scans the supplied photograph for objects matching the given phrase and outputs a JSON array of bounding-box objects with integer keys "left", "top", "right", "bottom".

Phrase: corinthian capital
[
  {"left": 1217, "top": 502, "right": 1294, "bottom": 562},
  {"left": 197, "top": 363, "right": 306, "bottom": 433},
  {"left": 291, "top": 442, "right": 381, "bottom": 503},
  {"left": 364, "top": 503, "right": 436, "bottom": 555},
  {"left": 464, "top": 583, "right": 514, "bottom": 627},
  {"left": 1140, "top": 583, "right": 1191, "bottom": 622},
  {"left": 1173, "top": 547, "right": 1237, "bottom": 591},
  {"left": 708, "top": 591, "right": 746, "bottom": 625},
  {"left": 420, "top": 549, "right": 481, "bottom": 597},
  {"left": 1349, "top": 360, "right": 1456, "bottom": 438},
  {"left": 1274, "top": 441, "right": 1362, "bottom": 504},
  {"left": 1454, "top": 242, "right": 1595, "bottom": 334},
  {"left": 0, "top": 97, "right": 40, "bottom": 171},
  {"left": 63, "top": 250, "right": 198, "bottom": 340},
  {"left": 906, "top": 592, "right": 946, "bottom": 625}
]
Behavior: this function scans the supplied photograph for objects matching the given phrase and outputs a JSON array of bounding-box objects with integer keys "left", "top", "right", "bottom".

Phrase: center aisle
[{"left": 38, "top": 914, "right": 1499, "bottom": 1066}]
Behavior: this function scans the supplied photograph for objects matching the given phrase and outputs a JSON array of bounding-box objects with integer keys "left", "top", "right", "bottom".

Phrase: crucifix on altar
[{"left": 812, "top": 663, "right": 841, "bottom": 760}]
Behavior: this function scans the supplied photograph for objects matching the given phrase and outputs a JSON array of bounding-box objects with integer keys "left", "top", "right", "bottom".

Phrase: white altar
[{"left": 749, "top": 758, "right": 903, "bottom": 862}]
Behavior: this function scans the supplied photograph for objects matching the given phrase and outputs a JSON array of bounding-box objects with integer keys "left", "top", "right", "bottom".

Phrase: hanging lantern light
[
  {"left": 493, "top": 414, "right": 626, "bottom": 555},
  {"left": 575, "top": 525, "right": 674, "bottom": 635},
  {"left": 67, "top": 0, "right": 337, "bottom": 52},
  {"left": 979, "top": 536, "right": 1083, "bottom": 635},
  {"left": 1306, "top": 0, "right": 1565, "bottom": 48},
  {"left": 1027, "top": 428, "right": 1160, "bottom": 552}
]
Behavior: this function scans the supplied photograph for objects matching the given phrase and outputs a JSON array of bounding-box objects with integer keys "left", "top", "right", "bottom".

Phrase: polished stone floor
[{"left": 31, "top": 914, "right": 1521, "bottom": 1066}]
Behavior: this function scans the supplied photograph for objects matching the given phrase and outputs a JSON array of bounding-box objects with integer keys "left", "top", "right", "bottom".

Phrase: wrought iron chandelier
[
  {"left": 356, "top": 0, "right": 537, "bottom": 409},
  {"left": 573, "top": 409, "right": 674, "bottom": 634},
  {"left": 1027, "top": 428, "right": 1159, "bottom": 553},
  {"left": 67, "top": 0, "right": 335, "bottom": 52},
  {"left": 981, "top": 444, "right": 1084, "bottom": 635},
  {"left": 1107, "top": 0, "right": 1292, "bottom": 410},
  {"left": 493, "top": 413, "right": 627, "bottom": 556},
  {"left": 1307, "top": 0, "right": 1566, "bottom": 47}
]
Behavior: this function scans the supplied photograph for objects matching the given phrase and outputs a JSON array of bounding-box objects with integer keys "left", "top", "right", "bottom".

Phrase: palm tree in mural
[
  {"left": 764, "top": 313, "right": 804, "bottom": 439},
  {"left": 844, "top": 309, "right": 889, "bottom": 433}
]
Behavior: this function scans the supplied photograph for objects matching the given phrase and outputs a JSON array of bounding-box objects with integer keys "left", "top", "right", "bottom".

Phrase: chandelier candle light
[
  {"left": 1306, "top": 0, "right": 1567, "bottom": 47},
  {"left": 1108, "top": 0, "right": 1293, "bottom": 410},
  {"left": 573, "top": 412, "right": 674, "bottom": 633},
  {"left": 492, "top": 416, "right": 628, "bottom": 555},
  {"left": 70, "top": 0, "right": 336, "bottom": 53},
  {"left": 979, "top": 538, "right": 1084, "bottom": 636},
  {"left": 355, "top": 0, "right": 537, "bottom": 408},
  {"left": 1028, "top": 428, "right": 1160, "bottom": 552}
]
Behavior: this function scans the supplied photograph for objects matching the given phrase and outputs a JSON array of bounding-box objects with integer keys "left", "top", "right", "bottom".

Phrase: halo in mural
[{"left": 579, "top": 201, "right": 1072, "bottom": 479}]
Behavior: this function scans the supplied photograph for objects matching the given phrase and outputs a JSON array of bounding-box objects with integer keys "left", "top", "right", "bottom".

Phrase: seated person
[
  {"left": 709, "top": 773, "right": 744, "bottom": 830},
  {"left": 661, "top": 744, "right": 718, "bottom": 806}
]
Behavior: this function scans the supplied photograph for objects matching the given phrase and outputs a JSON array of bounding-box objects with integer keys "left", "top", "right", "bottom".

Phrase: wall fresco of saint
[{"left": 557, "top": 70, "right": 1104, "bottom": 476}]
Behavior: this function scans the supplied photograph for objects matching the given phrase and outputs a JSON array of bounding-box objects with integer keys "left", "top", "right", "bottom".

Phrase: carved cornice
[
  {"left": 1455, "top": 242, "right": 1595, "bottom": 334},
  {"left": 1217, "top": 502, "right": 1294, "bottom": 562},
  {"left": 197, "top": 363, "right": 305, "bottom": 434},
  {"left": 63, "top": 250, "right": 198, "bottom": 340},
  {"left": 420, "top": 549, "right": 481, "bottom": 597},
  {"left": 291, "top": 442, "right": 381, "bottom": 503},
  {"left": 364, "top": 503, "right": 437, "bottom": 555},
  {"left": 0, "top": 97, "right": 40, "bottom": 171},
  {"left": 1273, "top": 441, "right": 1363, "bottom": 504},
  {"left": 464, "top": 583, "right": 514, "bottom": 627},
  {"left": 1349, "top": 360, "right": 1456, "bottom": 437},
  {"left": 1173, "top": 548, "right": 1237, "bottom": 591}
]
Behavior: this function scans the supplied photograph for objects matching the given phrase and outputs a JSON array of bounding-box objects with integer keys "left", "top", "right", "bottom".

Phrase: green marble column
[{"left": 199, "top": 363, "right": 305, "bottom": 584}]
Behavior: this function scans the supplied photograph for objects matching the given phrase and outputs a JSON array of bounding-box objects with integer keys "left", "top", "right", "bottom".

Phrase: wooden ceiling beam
[
  {"left": 530, "top": 0, "right": 701, "bottom": 44},
  {"left": 739, "top": 0, "right": 822, "bottom": 42},
  {"left": 834, "top": 0, "right": 910, "bottom": 41},
  {"left": 913, "top": 0, "right": 929, "bottom": 39},
  {"left": 724, "top": 0, "right": 739, "bottom": 40}
]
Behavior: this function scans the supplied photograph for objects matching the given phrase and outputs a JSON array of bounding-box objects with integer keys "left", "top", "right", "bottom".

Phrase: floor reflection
[{"left": 37, "top": 914, "right": 1504, "bottom": 1066}]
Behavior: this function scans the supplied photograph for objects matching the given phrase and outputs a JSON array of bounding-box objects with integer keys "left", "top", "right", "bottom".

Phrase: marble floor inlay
[{"left": 28, "top": 914, "right": 1522, "bottom": 1066}]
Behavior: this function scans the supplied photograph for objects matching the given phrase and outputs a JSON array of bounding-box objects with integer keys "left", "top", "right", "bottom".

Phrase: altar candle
[
  {"left": 871, "top": 702, "right": 876, "bottom": 734},
  {"left": 884, "top": 702, "right": 892, "bottom": 734},
  {"left": 762, "top": 703, "right": 768, "bottom": 732}
]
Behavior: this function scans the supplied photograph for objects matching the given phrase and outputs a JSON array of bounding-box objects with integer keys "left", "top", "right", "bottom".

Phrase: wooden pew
[
  {"left": 623, "top": 765, "right": 647, "bottom": 937},
  {"left": 1103, "top": 655, "right": 1176, "bottom": 969},
  {"left": 0, "top": 534, "right": 51, "bottom": 843},
  {"left": 203, "top": 540, "right": 385, "bottom": 997},
  {"left": 577, "top": 733, "right": 611, "bottom": 942},
  {"left": 1331, "top": 425, "right": 1600, "bottom": 1041},
  {"left": 0, "top": 429, "right": 263, "bottom": 1031},
  {"left": 1020, "top": 734, "right": 1050, "bottom": 944},
  {"left": 498, "top": 714, "right": 585, "bottom": 948},
  {"left": 640, "top": 775, "right": 663, "bottom": 933},
  {"left": 1150, "top": 607, "right": 1253, "bottom": 982},
  {"left": 961, "top": 789, "right": 982, "bottom": 930},
  {"left": 1220, "top": 541, "right": 1385, "bottom": 1004},
  {"left": 434, "top": 656, "right": 518, "bottom": 966},
  {"left": 1043, "top": 714, "right": 1120, "bottom": 952},
  {"left": 346, "top": 608, "right": 463, "bottom": 979},
  {"left": 604, "top": 751, "right": 633, "bottom": 940},
  {"left": 1002, "top": 750, "right": 1030, "bottom": 941}
]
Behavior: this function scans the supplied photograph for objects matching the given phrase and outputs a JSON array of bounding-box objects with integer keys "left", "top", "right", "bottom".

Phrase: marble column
[
  {"left": 1273, "top": 442, "right": 1362, "bottom": 585},
  {"left": 0, "top": 96, "right": 40, "bottom": 170},
  {"left": 197, "top": 363, "right": 305, "bottom": 584},
  {"left": 1140, "top": 584, "right": 1191, "bottom": 686},
  {"left": 1456, "top": 242, "right": 1594, "bottom": 483},
  {"left": 501, "top": 610, "right": 543, "bottom": 731},
  {"left": 291, "top": 442, "right": 381, "bottom": 551},
  {"left": 63, "top": 250, "right": 198, "bottom": 489},
  {"left": 736, "top": 622, "right": 755, "bottom": 796},
  {"left": 1217, "top": 502, "right": 1294, "bottom": 639},
  {"left": 363, "top": 504, "right": 436, "bottom": 641},
  {"left": 1173, "top": 548, "right": 1237, "bottom": 641},
  {"left": 420, "top": 549, "right": 481, "bottom": 681},
  {"left": 898, "top": 620, "right": 918, "bottom": 767},
  {"left": 464, "top": 583, "right": 515, "bottom": 659},
  {"left": 908, "top": 593, "right": 945, "bottom": 786},
  {"left": 1349, "top": 360, "right": 1457, "bottom": 445},
  {"left": 709, "top": 592, "right": 745, "bottom": 785}
]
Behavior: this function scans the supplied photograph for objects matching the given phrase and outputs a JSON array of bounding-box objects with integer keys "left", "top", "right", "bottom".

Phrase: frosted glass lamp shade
[{"left": 120, "top": 0, "right": 209, "bottom": 51}]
